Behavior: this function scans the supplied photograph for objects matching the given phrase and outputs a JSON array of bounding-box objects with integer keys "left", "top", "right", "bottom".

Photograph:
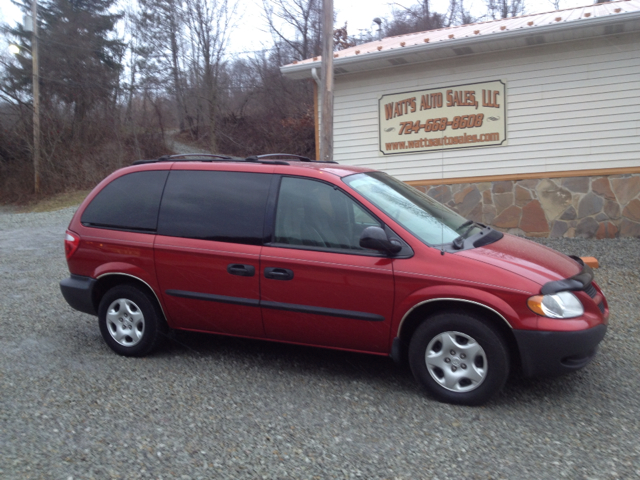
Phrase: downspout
[{"left": 311, "top": 67, "right": 321, "bottom": 161}]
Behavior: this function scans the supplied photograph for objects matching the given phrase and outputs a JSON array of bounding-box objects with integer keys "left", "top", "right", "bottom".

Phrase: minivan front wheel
[
  {"left": 98, "top": 285, "right": 165, "bottom": 357},
  {"left": 409, "top": 312, "right": 509, "bottom": 406}
]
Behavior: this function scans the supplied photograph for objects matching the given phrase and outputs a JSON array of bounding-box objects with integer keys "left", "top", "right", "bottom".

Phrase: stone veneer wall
[{"left": 416, "top": 173, "right": 640, "bottom": 239}]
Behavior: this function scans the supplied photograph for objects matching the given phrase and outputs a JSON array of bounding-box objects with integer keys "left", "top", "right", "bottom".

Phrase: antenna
[
  {"left": 439, "top": 102, "right": 446, "bottom": 255},
  {"left": 440, "top": 139, "right": 445, "bottom": 255}
]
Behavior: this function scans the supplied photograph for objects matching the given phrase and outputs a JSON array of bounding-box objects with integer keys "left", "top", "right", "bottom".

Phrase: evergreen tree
[{"left": 3, "top": 0, "right": 124, "bottom": 137}]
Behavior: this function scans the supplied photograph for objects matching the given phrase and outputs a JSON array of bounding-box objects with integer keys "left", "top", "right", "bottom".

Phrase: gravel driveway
[{"left": 1, "top": 208, "right": 639, "bottom": 479}]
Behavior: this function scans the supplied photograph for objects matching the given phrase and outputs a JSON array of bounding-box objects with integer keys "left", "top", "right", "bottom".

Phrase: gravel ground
[{"left": 1, "top": 207, "right": 639, "bottom": 480}]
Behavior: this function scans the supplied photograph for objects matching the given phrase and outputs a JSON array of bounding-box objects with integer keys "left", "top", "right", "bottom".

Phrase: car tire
[
  {"left": 98, "top": 285, "right": 166, "bottom": 357},
  {"left": 409, "top": 311, "right": 509, "bottom": 406}
]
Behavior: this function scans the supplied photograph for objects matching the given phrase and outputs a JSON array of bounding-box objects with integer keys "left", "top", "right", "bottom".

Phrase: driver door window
[{"left": 273, "top": 176, "right": 380, "bottom": 251}]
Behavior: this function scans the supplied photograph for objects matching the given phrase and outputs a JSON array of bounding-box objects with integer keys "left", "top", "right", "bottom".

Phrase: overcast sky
[{"left": 1, "top": 0, "right": 596, "bottom": 56}]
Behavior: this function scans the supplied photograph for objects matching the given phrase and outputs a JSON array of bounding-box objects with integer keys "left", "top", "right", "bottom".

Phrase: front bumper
[
  {"left": 60, "top": 275, "right": 97, "bottom": 315},
  {"left": 513, "top": 324, "right": 607, "bottom": 377}
]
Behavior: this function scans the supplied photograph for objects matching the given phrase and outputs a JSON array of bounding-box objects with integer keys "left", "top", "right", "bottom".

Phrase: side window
[
  {"left": 157, "top": 170, "right": 271, "bottom": 245},
  {"left": 274, "top": 176, "right": 381, "bottom": 251},
  {"left": 81, "top": 170, "right": 169, "bottom": 231}
]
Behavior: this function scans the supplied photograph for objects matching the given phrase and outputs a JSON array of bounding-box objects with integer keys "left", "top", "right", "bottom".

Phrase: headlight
[{"left": 527, "top": 292, "right": 584, "bottom": 318}]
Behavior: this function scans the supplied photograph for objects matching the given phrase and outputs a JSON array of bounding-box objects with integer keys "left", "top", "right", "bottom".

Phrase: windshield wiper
[
  {"left": 455, "top": 220, "right": 474, "bottom": 232},
  {"left": 452, "top": 221, "right": 484, "bottom": 249}
]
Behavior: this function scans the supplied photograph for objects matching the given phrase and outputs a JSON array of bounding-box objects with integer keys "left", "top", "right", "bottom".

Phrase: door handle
[
  {"left": 227, "top": 264, "right": 256, "bottom": 277},
  {"left": 264, "top": 267, "right": 294, "bottom": 281}
]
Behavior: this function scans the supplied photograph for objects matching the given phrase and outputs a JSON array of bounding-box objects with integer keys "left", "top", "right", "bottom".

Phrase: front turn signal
[{"left": 580, "top": 256, "right": 599, "bottom": 269}]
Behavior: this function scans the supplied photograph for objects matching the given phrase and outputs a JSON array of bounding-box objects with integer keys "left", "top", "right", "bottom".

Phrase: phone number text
[{"left": 397, "top": 114, "right": 485, "bottom": 135}]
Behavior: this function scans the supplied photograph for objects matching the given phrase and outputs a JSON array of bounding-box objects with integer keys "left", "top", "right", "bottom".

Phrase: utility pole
[
  {"left": 320, "top": 0, "right": 333, "bottom": 162},
  {"left": 32, "top": 0, "right": 41, "bottom": 194}
]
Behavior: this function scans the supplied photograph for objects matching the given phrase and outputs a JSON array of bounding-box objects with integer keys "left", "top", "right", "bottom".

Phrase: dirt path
[{"left": 167, "top": 131, "right": 210, "bottom": 155}]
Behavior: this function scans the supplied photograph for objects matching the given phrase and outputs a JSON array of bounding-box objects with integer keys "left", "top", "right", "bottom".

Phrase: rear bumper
[
  {"left": 513, "top": 324, "right": 607, "bottom": 377},
  {"left": 60, "top": 275, "right": 97, "bottom": 315}
]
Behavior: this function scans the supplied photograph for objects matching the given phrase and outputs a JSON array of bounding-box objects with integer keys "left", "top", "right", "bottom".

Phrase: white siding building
[{"left": 282, "top": 1, "right": 640, "bottom": 238}]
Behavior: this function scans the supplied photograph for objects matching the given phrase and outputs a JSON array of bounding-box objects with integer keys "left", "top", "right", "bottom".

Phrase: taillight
[{"left": 65, "top": 231, "right": 80, "bottom": 259}]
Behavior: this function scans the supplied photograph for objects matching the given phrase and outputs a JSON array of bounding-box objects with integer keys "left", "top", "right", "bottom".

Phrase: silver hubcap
[
  {"left": 425, "top": 331, "right": 487, "bottom": 392},
  {"left": 106, "top": 298, "right": 145, "bottom": 347}
]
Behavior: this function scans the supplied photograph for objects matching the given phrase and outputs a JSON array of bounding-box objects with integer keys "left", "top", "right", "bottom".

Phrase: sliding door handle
[
  {"left": 264, "top": 267, "right": 294, "bottom": 281},
  {"left": 227, "top": 264, "right": 256, "bottom": 277}
]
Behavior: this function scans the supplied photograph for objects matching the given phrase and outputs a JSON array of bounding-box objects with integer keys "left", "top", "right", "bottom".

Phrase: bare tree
[
  {"left": 485, "top": 0, "right": 525, "bottom": 19},
  {"left": 184, "top": 0, "right": 236, "bottom": 152},
  {"left": 384, "top": 0, "right": 475, "bottom": 37},
  {"left": 548, "top": 0, "right": 562, "bottom": 10},
  {"left": 334, "top": 23, "right": 356, "bottom": 50},
  {"left": 262, "top": 0, "right": 323, "bottom": 60},
  {"left": 135, "top": 0, "right": 188, "bottom": 132},
  {"left": 455, "top": 0, "right": 475, "bottom": 25}
]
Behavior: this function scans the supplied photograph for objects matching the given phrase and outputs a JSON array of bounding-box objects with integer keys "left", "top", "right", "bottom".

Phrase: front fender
[{"left": 394, "top": 284, "right": 530, "bottom": 338}]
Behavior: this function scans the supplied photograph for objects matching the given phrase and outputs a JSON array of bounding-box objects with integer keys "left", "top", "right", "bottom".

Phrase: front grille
[{"left": 584, "top": 283, "right": 597, "bottom": 298}]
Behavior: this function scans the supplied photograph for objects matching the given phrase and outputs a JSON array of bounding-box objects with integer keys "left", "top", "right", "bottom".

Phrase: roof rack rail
[
  {"left": 164, "top": 153, "right": 234, "bottom": 160},
  {"left": 244, "top": 155, "right": 290, "bottom": 165},
  {"left": 132, "top": 152, "right": 339, "bottom": 166},
  {"left": 258, "top": 153, "right": 311, "bottom": 161},
  {"left": 250, "top": 153, "right": 339, "bottom": 164},
  {"left": 133, "top": 153, "right": 234, "bottom": 165}
]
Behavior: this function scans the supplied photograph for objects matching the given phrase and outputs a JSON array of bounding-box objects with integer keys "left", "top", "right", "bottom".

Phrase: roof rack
[
  {"left": 259, "top": 153, "right": 312, "bottom": 161},
  {"left": 132, "top": 152, "right": 339, "bottom": 166},
  {"left": 163, "top": 154, "right": 234, "bottom": 160},
  {"left": 245, "top": 153, "right": 339, "bottom": 164},
  {"left": 133, "top": 154, "right": 234, "bottom": 165},
  {"left": 133, "top": 154, "right": 282, "bottom": 166},
  {"left": 244, "top": 156, "right": 289, "bottom": 165}
]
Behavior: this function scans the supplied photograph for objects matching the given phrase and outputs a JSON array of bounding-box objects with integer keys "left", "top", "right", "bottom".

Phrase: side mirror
[{"left": 359, "top": 226, "right": 402, "bottom": 255}]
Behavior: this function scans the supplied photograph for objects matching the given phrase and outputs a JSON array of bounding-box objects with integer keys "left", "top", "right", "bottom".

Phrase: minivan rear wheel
[
  {"left": 409, "top": 312, "right": 509, "bottom": 406},
  {"left": 98, "top": 285, "right": 165, "bottom": 357}
]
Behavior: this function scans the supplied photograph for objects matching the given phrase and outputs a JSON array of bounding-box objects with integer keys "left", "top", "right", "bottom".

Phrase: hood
[{"left": 458, "top": 233, "right": 581, "bottom": 288}]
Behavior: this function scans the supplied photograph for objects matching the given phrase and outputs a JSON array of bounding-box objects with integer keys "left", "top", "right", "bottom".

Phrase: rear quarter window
[{"left": 81, "top": 171, "right": 169, "bottom": 231}]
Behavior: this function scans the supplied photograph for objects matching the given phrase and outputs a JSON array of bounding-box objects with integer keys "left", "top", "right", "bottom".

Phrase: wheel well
[
  {"left": 92, "top": 274, "right": 165, "bottom": 320},
  {"left": 397, "top": 300, "right": 521, "bottom": 370}
]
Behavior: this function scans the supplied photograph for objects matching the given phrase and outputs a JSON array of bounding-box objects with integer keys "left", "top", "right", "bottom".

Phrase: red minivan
[{"left": 60, "top": 154, "right": 608, "bottom": 405}]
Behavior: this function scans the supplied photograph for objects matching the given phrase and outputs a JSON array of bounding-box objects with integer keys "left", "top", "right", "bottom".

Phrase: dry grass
[{"left": 18, "top": 190, "right": 92, "bottom": 213}]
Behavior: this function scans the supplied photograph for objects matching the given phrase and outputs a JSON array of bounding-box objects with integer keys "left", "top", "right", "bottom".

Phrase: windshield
[{"left": 343, "top": 172, "right": 482, "bottom": 246}]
